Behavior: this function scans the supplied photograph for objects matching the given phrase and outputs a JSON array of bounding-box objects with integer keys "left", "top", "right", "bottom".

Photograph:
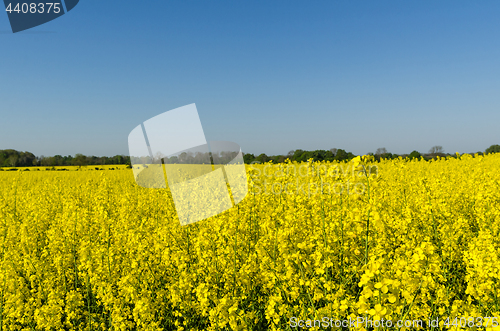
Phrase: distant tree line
[
  {"left": 485, "top": 144, "right": 500, "bottom": 155},
  {"left": 1, "top": 144, "right": 499, "bottom": 168},
  {"left": 243, "top": 148, "right": 356, "bottom": 164},
  {"left": 134, "top": 150, "right": 241, "bottom": 165},
  {"left": 243, "top": 144, "right": 500, "bottom": 164},
  {"left": 0, "top": 150, "right": 130, "bottom": 168}
]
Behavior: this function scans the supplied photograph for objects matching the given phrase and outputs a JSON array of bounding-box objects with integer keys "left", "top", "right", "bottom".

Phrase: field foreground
[{"left": 0, "top": 155, "right": 499, "bottom": 330}]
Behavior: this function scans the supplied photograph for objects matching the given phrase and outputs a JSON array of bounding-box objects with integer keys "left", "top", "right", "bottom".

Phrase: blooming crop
[{"left": 0, "top": 154, "right": 499, "bottom": 330}]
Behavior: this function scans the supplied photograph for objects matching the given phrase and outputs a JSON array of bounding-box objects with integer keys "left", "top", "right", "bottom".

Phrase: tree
[
  {"left": 324, "top": 150, "right": 335, "bottom": 161},
  {"left": 255, "top": 153, "right": 269, "bottom": 163},
  {"left": 428, "top": 146, "right": 444, "bottom": 157},
  {"left": 334, "top": 149, "right": 349, "bottom": 161},
  {"left": 485, "top": 144, "right": 500, "bottom": 154},
  {"left": 74, "top": 153, "right": 87, "bottom": 167},
  {"left": 312, "top": 150, "right": 327, "bottom": 161},
  {"left": 375, "top": 147, "right": 393, "bottom": 161},
  {"left": 408, "top": 150, "right": 421, "bottom": 159},
  {"left": 178, "top": 152, "right": 189, "bottom": 164},
  {"left": 53, "top": 155, "right": 64, "bottom": 166},
  {"left": 243, "top": 153, "right": 255, "bottom": 164},
  {"left": 273, "top": 155, "right": 286, "bottom": 163},
  {"left": 19, "top": 151, "right": 36, "bottom": 166},
  {"left": 375, "top": 147, "right": 387, "bottom": 156},
  {"left": 8, "top": 155, "right": 18, "bottom": 167},
  {"left": 292, "top": 150, "right": 305, "bottom": 162}
]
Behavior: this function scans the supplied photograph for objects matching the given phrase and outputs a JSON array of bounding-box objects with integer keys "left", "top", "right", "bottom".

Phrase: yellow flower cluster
[{"left": 0, "top": 154, "right": 499, "bottom": 330}]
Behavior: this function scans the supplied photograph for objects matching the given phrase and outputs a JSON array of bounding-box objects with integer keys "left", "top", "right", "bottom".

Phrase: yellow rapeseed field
[{"left": 0, "top": 154, "right": 499, "bottom": 330}]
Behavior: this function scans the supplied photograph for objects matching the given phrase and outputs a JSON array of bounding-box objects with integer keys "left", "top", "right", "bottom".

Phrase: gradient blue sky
[{"left": 1, "top": 1, "right": 499, "bottom": 157}]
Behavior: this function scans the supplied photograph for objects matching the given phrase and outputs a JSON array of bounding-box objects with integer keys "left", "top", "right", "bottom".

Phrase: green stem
[{"left": 363, "top": 165, "right": 371, "bottom": 266}]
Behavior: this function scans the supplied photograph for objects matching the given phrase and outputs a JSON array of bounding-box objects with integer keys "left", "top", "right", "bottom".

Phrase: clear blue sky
[{"left": 1, "top": 1, "right": 500, "bottom": 157}]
